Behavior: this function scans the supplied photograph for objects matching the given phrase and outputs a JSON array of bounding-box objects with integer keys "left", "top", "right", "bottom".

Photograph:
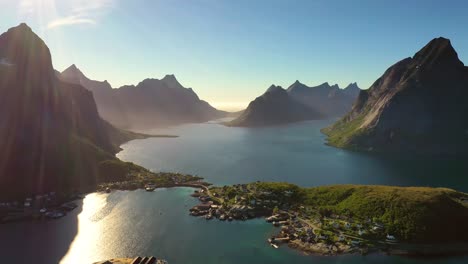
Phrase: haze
[{"left": 1, "top": 0, "right": 468, "bottom": 111}]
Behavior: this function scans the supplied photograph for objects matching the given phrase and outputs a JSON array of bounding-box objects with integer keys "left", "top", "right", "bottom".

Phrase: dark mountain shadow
[{"left": 0, "top": 201, "right": 82, "bottom": 264}]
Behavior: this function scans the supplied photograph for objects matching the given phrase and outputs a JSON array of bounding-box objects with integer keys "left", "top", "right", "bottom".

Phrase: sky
[{"left": 1, "top": 0, "right": 468, "bottom": 111}]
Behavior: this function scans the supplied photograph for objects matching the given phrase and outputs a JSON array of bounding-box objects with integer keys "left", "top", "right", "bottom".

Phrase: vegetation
[
  {"left": 211, "top": 182, "right": 468, "bottom": 243},
  {"left": 98, "top": 160, "right": 130, "bottom": 183},
  {"left": 97, "top": 159, "right": 205, "bottom": 192},
  {"left": 321, "top": 112, "right": 368, "bottom": 149},
  {"left": 301, "top": 185, "right": 468, "bottom": 242}
]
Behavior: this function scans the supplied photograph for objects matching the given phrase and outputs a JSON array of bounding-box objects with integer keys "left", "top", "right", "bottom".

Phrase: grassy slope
[
  {"left": 321, "top": 112, "right": 368, "bottom": 149},
  {"left": 252, "top": 182, "right": 468, "bottom": 243}
]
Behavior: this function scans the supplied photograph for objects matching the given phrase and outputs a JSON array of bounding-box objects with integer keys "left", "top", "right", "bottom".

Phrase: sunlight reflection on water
[{"left": 60, "top": 193, "right": 108, "bottom": 264}]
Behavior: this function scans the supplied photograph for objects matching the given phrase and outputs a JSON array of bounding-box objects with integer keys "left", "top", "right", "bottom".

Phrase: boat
[
  {"left": 145, "top": 184, "right": 156, "bottom": 192},
  {"left": 219, "top": 214, "right": 226, "bottom": 221},
  {"left": 45, "top": 211, "right": 65, "bottom": 219},
  {"left": 205, "top": 214, "right": 213, "bottom": 220},
  {"left": 228, "top": 216, "right": 233, "bottom": 221},
  {"left": 105, "top": 187, "right": 111, "bottom": 193},
  {"left": 270, "top": 243, "right": 279, "bottom": 249}
]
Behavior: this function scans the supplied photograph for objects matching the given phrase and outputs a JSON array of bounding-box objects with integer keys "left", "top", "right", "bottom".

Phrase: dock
[{"left": 94, "top": 256, "right": 167, "bottom": 264}]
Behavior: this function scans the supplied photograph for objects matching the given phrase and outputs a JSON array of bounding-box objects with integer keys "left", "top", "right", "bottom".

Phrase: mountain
[
  {"left": 0, "top": 24, "right": 143, "bottom": 200},
  {"left": 227, "top": 85, "right": 322, "bottom": 127},
  {"left": 287, "top": 81, "right": 361, "bottom": 117},
  {"left": 60, "top": 66, "right": 226, "bottom": 130},
  {"left": 323, "top": 37, "right": 468, "bottom": 155}
]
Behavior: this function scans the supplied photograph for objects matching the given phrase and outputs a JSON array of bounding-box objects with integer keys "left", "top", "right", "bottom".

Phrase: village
[
  {"left": 0, "top": 171, "right": 205, "bottom": 224},
  {"left": 189, "top": 182, "right": 399, "bottom": 256},
  {"left": 0, "top": 191, "right": 79, "bottom": 223},
  {"left": 97, "top": 171, "right": 207, "bottom": 192}
]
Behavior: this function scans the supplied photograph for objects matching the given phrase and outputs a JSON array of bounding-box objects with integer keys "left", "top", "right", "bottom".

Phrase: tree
[
  {"left": 98, "top": 160, "right": 129, "bottom": 183},
  {"left": 273, "top": 206, "right": 279, "bottom": 214}
]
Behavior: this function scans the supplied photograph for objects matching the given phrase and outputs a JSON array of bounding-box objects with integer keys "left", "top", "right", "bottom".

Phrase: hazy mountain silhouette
[
  {"left": 323, "top": 37, "right": 468, "bottom": 155},
  {"left": 227, "top": 85, "right": 322, "bottom": 126},
  {"left": 287, "top": 81, "right": 361, "bottom": 117},
  {"left": 60, "top": 66, "right": 226, "bottom": 130},
  {"left": 0, "top": 24, "right": 140, "bottom": 199},
  {"left": 228, "top": 81, "right": 359, "bottom": 127}
]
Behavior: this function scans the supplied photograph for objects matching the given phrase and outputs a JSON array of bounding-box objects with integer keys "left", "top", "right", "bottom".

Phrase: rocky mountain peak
[
  {"left": 412, "top": 37, "right": 464, "bottom": 69},
  {"left": 266, "top": 84, "right": 285, "bottom": 94},
  {"left": 63, "top": 64, "right": 85, "bottom": 77},
  {"left": 161, "top": 74, "right": 182, "bottom": 89},
  {"left": 0, "top": 23, "right": 54, "bottom": 80}
]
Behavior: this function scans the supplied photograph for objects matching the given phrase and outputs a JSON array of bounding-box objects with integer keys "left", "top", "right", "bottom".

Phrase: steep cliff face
[
  {"left": 227, "top": 85, "right": 322, "bottom": 127},
  {"left": 0, "top": 24, "right": 134, "bottom": 199},
  {"left": 60, "top": 67, "right": 226, "bottom": 130},
  {"left": 287, "top": 81, "right": 361, "bottom": 117},
  {"left": 323, "top": 37, "right": 468, "bottom": 155}
]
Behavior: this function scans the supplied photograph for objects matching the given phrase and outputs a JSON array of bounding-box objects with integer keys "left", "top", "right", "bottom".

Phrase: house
[
  {"left": 358, "top": 230, "right": 366, "bottom": 236},
  {"left": 318, "top": 235, "right": 328, "bottom": 240},
  {"left": 344, "top": 222, "right": 352, "bottom": 229},
  {"left": 386, "top": 234, "right": 396, "bottom": 241},
  {"left": 24, "top": 198, "right": 33, "bottom": 207},
  {"left": 332, "top": 222, "right": 340, "bottom": 228},
  {"left": 350, "top": 240, "right": 361, "bottom": 246},
  {"left": 338, "top": 235, "right": 345, "bottom": 242},
  {"left": 373, "top": 223, "right": 384, "bottom": 231}
]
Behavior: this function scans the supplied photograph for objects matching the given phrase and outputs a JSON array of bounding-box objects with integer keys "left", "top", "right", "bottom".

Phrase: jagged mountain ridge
[
  {"left": 228, "top": 81, "right": 360, "bottom": 127},
  {"left": 60, "top": 66, "right": 226, "bottom": 130},
  {"left": 227, "top": 85, "right": 323, "bottom": 127},
  {"left": 287, "top": 81, "right": 361, "bottom": 117}
]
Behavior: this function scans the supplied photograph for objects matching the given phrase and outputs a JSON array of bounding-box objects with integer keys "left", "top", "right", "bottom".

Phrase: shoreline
[
  {"left": 187, "top": 182, "right": 468, "bottom": 258},
  {"left": 1, "top": 171, "right": 207, "bottom": 225}
]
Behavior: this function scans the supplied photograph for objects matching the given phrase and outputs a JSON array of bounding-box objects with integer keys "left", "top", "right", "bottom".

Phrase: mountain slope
[
  {"left": 0, "top": 24, "right": 142, "bottom": 200},
  {"left": 323, "top": 37, "right": 468, "bottom": 155},
  {"left": 60, "top": 66, "right": 226, "bottom": 129},
  {"left": 287, "top": 81, "right": 361, "bottom": 117},
  {"left": 227, "top": 85, "right": 322, "bottom": 127}
]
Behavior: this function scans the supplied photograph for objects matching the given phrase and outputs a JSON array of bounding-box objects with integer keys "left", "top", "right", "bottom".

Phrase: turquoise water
[
  {"left": 1, "top": 120, "right": 467, "bottom": 263},
  {"left": 2, "top": 188, "right": 466, "bottom": 264},
  {"left": 118, "top": 120, "right": 468, "bottom": 191}
]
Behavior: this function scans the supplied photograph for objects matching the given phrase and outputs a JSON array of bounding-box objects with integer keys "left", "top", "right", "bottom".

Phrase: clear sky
[{"left": 1, "top": 0, "right": 468, "bottom": 111}]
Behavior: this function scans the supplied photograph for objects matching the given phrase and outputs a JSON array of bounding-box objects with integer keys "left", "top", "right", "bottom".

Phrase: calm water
[
  {"left": 1, "top": 120, "right": 468, "bottom": 264},
  {"left": 119, "top": 120, "right": 468, "bottom": 191}
]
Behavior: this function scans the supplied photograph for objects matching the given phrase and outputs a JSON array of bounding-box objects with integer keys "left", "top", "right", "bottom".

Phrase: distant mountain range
[
  {"left": 228, "top": 81, "right": 360, "bottom": 127},
  {"left": 0, "top": 24, "right": 144, "bottom": 199},
  {"left": 323, "top": 37, "right": 468, "bottom": 155},
  {"left": 287, "top": 81, "right": 361, "bottom": 116},
  {"left": 59, "top": 65, "right": 226, "bottom": 130}
]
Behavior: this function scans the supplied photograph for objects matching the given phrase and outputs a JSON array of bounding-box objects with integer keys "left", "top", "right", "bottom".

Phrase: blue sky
[{"left": 1, "top": 0, "right": 468, "bottom": 110}]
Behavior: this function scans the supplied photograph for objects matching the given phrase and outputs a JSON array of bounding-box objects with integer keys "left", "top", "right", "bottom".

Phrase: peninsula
[{"left": 189, "top": 182, "right": 468, "bottom": 256}]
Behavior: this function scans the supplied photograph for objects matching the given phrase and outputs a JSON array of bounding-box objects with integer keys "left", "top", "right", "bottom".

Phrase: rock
[{"left": 323, "top": 37, "right": 468, "bottom": 155}]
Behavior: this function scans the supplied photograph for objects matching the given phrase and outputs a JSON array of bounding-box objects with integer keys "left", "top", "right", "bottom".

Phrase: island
[{"left": 189, "top": 182, "right": 468, "bottom": 256}]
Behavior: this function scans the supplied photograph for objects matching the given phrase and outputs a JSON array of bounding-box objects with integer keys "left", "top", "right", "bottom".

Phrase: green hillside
[{"left": 250, "top": 182, "right": 468, "bottom": 242}]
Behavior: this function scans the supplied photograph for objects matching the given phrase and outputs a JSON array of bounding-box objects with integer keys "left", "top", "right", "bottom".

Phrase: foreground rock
[{"left": 323, "top": 37, "right": 468, "bottom": 155}]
